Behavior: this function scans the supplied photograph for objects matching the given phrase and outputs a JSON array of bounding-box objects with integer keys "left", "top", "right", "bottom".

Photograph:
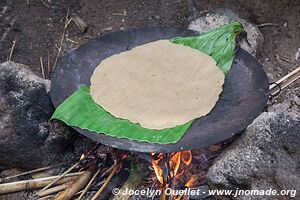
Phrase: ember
[{"left": 80, "top": 154, "right": 85, "bottom": 161}]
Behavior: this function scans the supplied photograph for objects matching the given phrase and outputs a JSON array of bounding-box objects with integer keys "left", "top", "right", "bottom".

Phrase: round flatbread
[{"left": 90, "top": 40, "right": 225, "bottom": 130}]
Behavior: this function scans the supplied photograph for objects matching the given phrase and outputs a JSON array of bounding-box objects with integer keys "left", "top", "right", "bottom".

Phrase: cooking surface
[{"left": 50, "top": 27, "right": 269, "bottom": 153}]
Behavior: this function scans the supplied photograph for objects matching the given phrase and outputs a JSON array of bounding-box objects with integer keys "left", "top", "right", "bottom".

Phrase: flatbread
[{"left": 90, "top": 40, "right": 225, "bottom": 130}]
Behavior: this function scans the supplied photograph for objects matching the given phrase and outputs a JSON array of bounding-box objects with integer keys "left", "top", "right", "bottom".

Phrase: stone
[
  {"left": 0, "top": 168, "right": 22, "bottom": 178},
  {"left": 188, "top": 8, "right": 264, "bottom": 57},
  {"left": 0, "top": 61, "right": 75, "bottom": 169},
  {"left": 206, "top": 109, "right": 299, "bottom": 200}
]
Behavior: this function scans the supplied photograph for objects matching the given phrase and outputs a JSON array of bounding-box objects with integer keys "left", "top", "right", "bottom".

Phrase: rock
[
  {"left": 0, "top": 61, "right": 75, "bottom": 169},
  {"left": 0, "top": 191, "right": 34, "bottom": 200},
  {"left": 0, "top": 168, "right": 22, "bottom": 178},
  {"left": 188, "top": 8, "right": 264, "bottom": 57},
  {"left": 73, "top": 135, "right": 96, "bottom": 157},
  {"left": 206, "top": 110, "right": 299, "bottom": 200}
]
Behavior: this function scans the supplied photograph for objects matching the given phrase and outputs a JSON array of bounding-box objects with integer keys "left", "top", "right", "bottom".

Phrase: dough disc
[{"left": 90, "top": 40, "right": 225, "bottom": 130}]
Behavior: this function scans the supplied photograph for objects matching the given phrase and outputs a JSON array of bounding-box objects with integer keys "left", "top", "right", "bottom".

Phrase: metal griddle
[{"left": 50, "top": 27, "right": 269, "bottom": 153}]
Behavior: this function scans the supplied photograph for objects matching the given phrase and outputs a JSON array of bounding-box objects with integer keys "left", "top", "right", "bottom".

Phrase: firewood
[
  {"left": 159, "top": 185, "right": 167, "bottom": 200},
  {"left": 91, "top": 165, "right": 118, "bottom": 200},
  {"left": 36, "top": 182, "right": 71, "bottom": 198},
  {"left": 54, "top": 169, "right": 94, "bottom": 200},
  {"left": 0, "top": 163, "right": 62, "bottom": 183},
  {"left": 0, "top": 172, "right": 83, "bottom": 194},
  {"left": 77, "top": 168, "right": 104, "bottom": 200},
  {"left": 39, "top": 162, "right": 79, "bottom": 193}
]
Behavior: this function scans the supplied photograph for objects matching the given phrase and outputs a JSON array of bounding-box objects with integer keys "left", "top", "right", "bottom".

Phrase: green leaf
[
  {"left": 51, "top": 22, "right": 244, "bottom": 144},
  {"left": 170, "top": 21, "right": 244, "bottom": 74},
  {"left": 52, "top": 86, "right": 192, "bottom": 144}
]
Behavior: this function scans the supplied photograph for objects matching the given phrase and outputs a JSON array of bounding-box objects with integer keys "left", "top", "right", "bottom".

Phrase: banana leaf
[
  {"left": 171, "top": 21, "right": 244, "bottom": 74},
  {"left": 51, "top": 22, "right": 244, "bottom": 144},
  {"left": 52, "top": 86, "right": 193, "bottom": 143}
]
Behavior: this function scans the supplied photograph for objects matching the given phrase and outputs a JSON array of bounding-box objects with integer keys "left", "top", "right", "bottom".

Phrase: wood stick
[
  {"left": 7, "top": 39, "right": 16, "bottom": 61},
  {"left": 73, "top": 168, "right": 109, "bottom": 198},
  {"left": 70, "top": 15, "right": 88, "bottom": 33},
  {"left": 77, "top": 168, "right": 103, "bottom": 200},
  {"left": 257, "top": 23, "right": 279, "bottom": 28},
  {"left": 269, "top": 66, "right": 300, "bottom": 95},
  {"left": 52, "top": 8, "right": 71, "bottom": 71},
  {"left": 0, "top": 172, "right": 83, "bottom": 195},
  {"left": 0, "top": 163, "right": 62, "bottom": 182},
  {"left": 40, "top": 57, "right": 45, "bottom": 79},
  {"left": 47, "top": 51, "right": 51, "bottom": 74},
  {"left": 91, "top": 165, "right": 118, "bottom": 200},
  {"left": 54, "top": 169, "right": 94, "bottom": 200},
  {"left": 39, "top": 162, "right": 79, "bottom": 193},
  {"left": 36, "top": 182, "right": 71, "bottom": 198},
  {"left": 40, "top": 0, "right": 50, "bottom": 7},
  {"left": 159, "top": 184, "right": 166, "bottom": 200}
]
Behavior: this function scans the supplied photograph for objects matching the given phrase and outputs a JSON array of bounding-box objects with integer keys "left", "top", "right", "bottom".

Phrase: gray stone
[
  {"left": 0, "top": 61, "right": 75, "bottom": 169},
  {"left": 188, "top": 8, "right": 264, "bottom": 57},
  {"left": 206, "top": 110, "right": 299, "bottom": 200}
]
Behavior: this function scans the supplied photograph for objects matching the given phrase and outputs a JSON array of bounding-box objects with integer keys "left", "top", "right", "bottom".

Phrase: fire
[
  {"left": 185, "top": 175, "right": 197, "bottom": 188},
  {"left": 80, "top": 154, "right": 85, "bottom": 160},
  {"left": 169, "top": 152, "right": 181, "bottom": 177},
  {"left": 151, "top": 151, "right": 192, "bottom": 186},
  {"left": 152, "top": 159, "right": 164, "bottom": 184},
  {"left": 181, "top": 150, "right": 192, "bottom": 166}
]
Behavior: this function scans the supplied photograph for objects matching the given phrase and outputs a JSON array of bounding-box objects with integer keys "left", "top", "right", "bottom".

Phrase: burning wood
[
  {"left": 151, "top": 151, "right": 192, "bottom": 187},
  {"left": 54, "top": 168, "right": 94, "bottom": 200},
  {"left": 91, "top": 164, "right": 119, "bottom": 200},
  {"left": 0, "top": 138, "right": 235, "bottom": 200},
  {"left": 77, "top": 167, "right": 104, "bottom": 200},
  {"left": 185, "top": 175, "right": 197, "bottom": 188},
  {"left": 0, "top": 144, "right": 129, "bottom": 200},
  {"left": 39, "top": 162, "right": 80, "bottom": 193},
  {"left": 146, "top": 138, "right": 238, "bottom": 200},
  {"left": 36, "top": 182, "right": 71, "bottom": 198}
]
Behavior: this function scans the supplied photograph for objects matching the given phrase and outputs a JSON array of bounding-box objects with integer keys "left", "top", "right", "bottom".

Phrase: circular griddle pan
[{"left": 50, "top": 27, "right": 269, "bottom": 153}]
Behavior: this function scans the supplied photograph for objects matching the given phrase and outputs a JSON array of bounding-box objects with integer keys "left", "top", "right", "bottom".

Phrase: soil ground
[
  {"left": 1, "top": 0, "right": 299, "bottom": 79},
  {"left": 0, "top": 0, "right": 299, "bottom": 199},
  {"left": 1, "top": 0, "right": 299, "bottom": 104}
]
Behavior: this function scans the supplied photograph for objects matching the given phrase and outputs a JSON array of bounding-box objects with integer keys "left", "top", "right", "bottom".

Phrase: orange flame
[
  {"left": 80, "top": 154, "right": 85, "bottom": 160},
  {"left": 151, "top": 151, "right": 192, "bottom": 186},
  {"left": 181, "top": 150, "right": 192, "bottom": 166},
  {"left": 152, "top": 157, "right": 164, "bottom": 184},
  {"left": 185, "top": 175, "right": 197, "bottom": 188},
  {"left": 170, "top": 152, "right": 181, "bottom": 176}
]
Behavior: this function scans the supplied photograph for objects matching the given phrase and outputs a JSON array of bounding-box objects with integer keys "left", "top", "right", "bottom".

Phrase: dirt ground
[
  {"left": 0, "top": 0, "right": 299, "bottom": 199},
  {"left": 1, "top": 0, "right": 299, "bottom": 102},
  {"left": 1, "top": 0, "right": 299, "bottom": 79}
]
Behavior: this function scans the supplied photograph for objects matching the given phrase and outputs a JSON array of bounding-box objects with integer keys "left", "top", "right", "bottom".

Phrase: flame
[
  {"left": 169, "top": 152, "right": 181, "bottom": 176},
  {"left": 185, "top": 175, "right": 197, "bottom": 188},
  {"left": 181, "top": 150, "right": 192, "bottom": 166},
  {"left": 80, "top": 154, "right": 85, "bottom": 160},
  {"left": 152, "top": 159, "right": 164, "bottom": 184},
  {"left": 151, "top": 151, "right": 192, "bottom": 186}
]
